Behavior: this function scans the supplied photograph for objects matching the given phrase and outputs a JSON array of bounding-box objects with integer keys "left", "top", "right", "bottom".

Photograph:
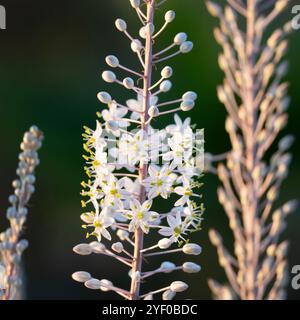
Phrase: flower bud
[
  {"left": 139, "top": 26, "right": 147, "bottom": 39},
  {"left": 85, "top": 278, "right": 101, "bottom": 290},
  {"left": 183, "top": 243, "right": 202, "bottom": 255},
  {"left": 174, "top": 32, "right": 187, "bottom": 45},
  {"left": 182, "top": 262, "right": 201, "bottom": 273},
  {"left": 282, "top": 200, "right": 299, "bottom": 215},
  {"left": 144, "top": 294, "right": 153, "bottom": 300},
  {"left": 123, "top": 77, "right": 134, "bottom": 90},
  {"left": 8, "top": 195, "right": 18, "bottom": 204},
  {"left": 158, "top": 238, "right": 172, "bottom": 249},
  {"left": 146, "top": 23, "right": 155, "bottom": 35},
  {"left": 12, "top": 180, "right": 21, "bottom": 189},
  {"left": 97, "top": 91, "right": 112, "bottom": 104},
  {"left": 100, "top": 279, "right": 113, "bottom": 292},
  {"left": 206, "top": 1, "right": 222, "bottom": 17},
  {"left": 160, "top": 80, "right": 172, "bottom": 92},
  {"left": 148, "top": 105, "right": 159, "bottom": 118},
  {"left": 105, "top": 55, "right": 119, "bottom": 68},
  {"left": 107, "top": 120, "right": 119, "bottom": 131},
  {"left": 162, "top": 289, "right": 176, "bottom": 300},
  {"left": 72, "top": 271, "right": 91, "bottom": 283},
  {"left": 170, "top": 281, "right": 188, "bottom": 293},
  {"left": 160, "top": 261, "right": 176, "bottom": 273},
  {"left": 25, "top": 174, "right": 36, "bottom": 184},
  {"left": 180, "top": 100, "right": 195, "bottom": 111},
  {"left": 117, "top": 229, "right": 129, "bottom": 241},
  {"left": 115, "top": 19, "right": 127, "bottom": 32},
  {"left": 182, "top": 91, "right": 197, "bottom": 101},
  {"left": 165, "top": 10, "right": 176, "bottom": 23},
  {"left": 112, "top": 242, "right": 124, "bottom": 253},
  {"left": 73, "top": 243, "right": 93, "bottom": 255},
  {"left": 131, "top": 39, "right": 143, "bottom": 52},
  {"left": 278, "top": 135, "right": 295, "bottom": 151},
  {"left": 130, "top": 271, "right": 141, "bottom": 282},
  {"left": 161, "top": 66, "right": 173, "bottom": 79},
  {"left": 180, "top": 41, "right": 194, "bottom": 53},
  {"left": 89, "top": 241, "right": 106, "bottom": 253},
  {"left": 102, "top": 71, "right": 116, "bottom": 83},
  {"left": 16, "top": 239, "right": 29, "bottom": 253}
]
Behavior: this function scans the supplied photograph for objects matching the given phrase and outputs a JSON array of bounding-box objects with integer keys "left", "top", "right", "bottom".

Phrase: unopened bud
[
  {"left": 180, "top": 41, "right": 194, "bottom": 53},
  {"left": 161, "top": 66, "right": 173, "bottom": 79},
  {"left": 105, "top": 55, "right": 119, "bottom": 68},
  {"left": 165, "top": 10, "right": 176, "bottom": 23},
  {"left": 115, "top": 19, "right": 127, "bottom": 32},
  {"left": 183, "top": 243, "right": 202, "bottom": 255},
  {"left": 182, "top": 262, "right": 201, "bottom": 273},
  {"left": 112, "top": 242, "right": 124, "bottom": 253},
  {"left": 73, "top": 243, "right": 93, "bottom": 256},
  {"left": 170, "top": 281, "right": 188, "bottom": 293},
  {"left": 162, "top": 289, "right": 176, "bottom": 300},
  {"left": 174, "top": 32, "right": 187, "bottom": 45},
  {"left": 123, "top": 77, "right": 135, "bottom": 89},
  {"left": 72, "top": 271, "right": 91, "bottom": 283},
  {"left": 97, "top": 91, "right": 112, "bottom": 104},
  {"left": 158, "top": 238, "right": 172, "bottom": 249}
]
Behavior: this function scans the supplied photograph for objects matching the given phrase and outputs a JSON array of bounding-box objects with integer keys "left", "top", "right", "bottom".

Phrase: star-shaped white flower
[
  {"left": 166, "top": 114, "right": 192, "bottom": 134},
  {"left": 159, "top": 212, "right": 187, "bottom": 242},
  {"left": 102, "top": 102, "right": 129, "bottom": 136},
  {"left": 125, "top": 199, "right": 158, "bottom": 234},
  {"left": 102, "top": 175, "right": 127, "bottom": 209},
  {"left": 118, "top": 130, "right": 150, "bottom": 166},
  {"left": 92, "top": 212, "right": 115, "bottom": 242},
  {"left": 174, "top": 177, "right": 193, "bottom": 206},
  {"left": 144, "top": 164, "right": 177, "bottom": 199}
]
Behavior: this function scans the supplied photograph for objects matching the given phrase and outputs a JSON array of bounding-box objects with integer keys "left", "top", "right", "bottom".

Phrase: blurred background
[{"left": 0, "top": 0, "right": 299, "bottom": 300}]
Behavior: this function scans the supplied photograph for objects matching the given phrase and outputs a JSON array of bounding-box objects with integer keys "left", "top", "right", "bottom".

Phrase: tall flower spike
[
  {"left": 0, "top": 126, "right": 43, "bottom": 300},
  {"left": 73, "top": 0, "right": 204, "bottom": 300},
  {"left": 205, "top": 0, "right": 297, "bottom": 300}
]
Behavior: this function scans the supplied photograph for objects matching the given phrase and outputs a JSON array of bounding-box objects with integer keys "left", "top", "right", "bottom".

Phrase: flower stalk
[
  {"left": 73, "top": 0, "right": 204, "bottom": 300},
  {"left": 0, "top": 126, "right": 43, "bottom": 300},
  {"left": 206, "top": 0, "right": 297, "bottom": 300}
]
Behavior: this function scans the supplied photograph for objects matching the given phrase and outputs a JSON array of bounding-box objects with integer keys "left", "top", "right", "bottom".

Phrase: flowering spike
[
  {"left": 0, "top": 126, "right": 43, "bottom": 300},
  {"left": 73, "top": 0, "right": 204, "bottom": 301}
]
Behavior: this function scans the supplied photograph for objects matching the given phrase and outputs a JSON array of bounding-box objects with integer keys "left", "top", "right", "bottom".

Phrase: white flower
[
  {"left": 126, "top": 94, "right": 158, "bottom": 120},
  {"left": 166, "top": 114, "right": 191, "bottom": 134},
  {"left": 102, "top": 175, "right": 127, "bottom": 208},
  {"left": 92, "top": 213, "right": 115, "bottom": 242},
  {"left": 159, "top": 212, "right": 187, "bottom": 242},
  {"left": 182, "top": 204, "right": 204, "bottom": 229},
  {"left": 102, "top": 102, "right": 129, "bottom": 135},
  {"left": 84, "top": 121, "right": 106, "bottom": 150},
  {"left": 144, "top": 164, "right": 177, "bottom": 199},
  {"left": 118, "top": 130, "right": 150, "bottom": 166},
  {"left": 163, "top": 127, "right": 194, "bottom": 166},
  {"left": 174, "top": 177, "right": 193, "bottom": 206},
  {"left": 125, "top": 199, "right": 158, "bottom": 234},
  {"left": 93, "top": 149, "right": 114, "bottom": 177}
]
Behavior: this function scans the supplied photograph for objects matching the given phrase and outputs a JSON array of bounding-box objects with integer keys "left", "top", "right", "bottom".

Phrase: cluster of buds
[
  {"left": 205, "top": 0, "right": 297, "bottom": 300},
  {"left": 73, "top": 0, "right": 204, "bottom": 300},
  {"left": 0, "top": 126, "right": 43, "bottom": 300}
]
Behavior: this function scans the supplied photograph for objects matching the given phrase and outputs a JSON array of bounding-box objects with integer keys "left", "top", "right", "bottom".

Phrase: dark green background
[{"left": 0, "top": 0, "right": 299, "bottom": 299}]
